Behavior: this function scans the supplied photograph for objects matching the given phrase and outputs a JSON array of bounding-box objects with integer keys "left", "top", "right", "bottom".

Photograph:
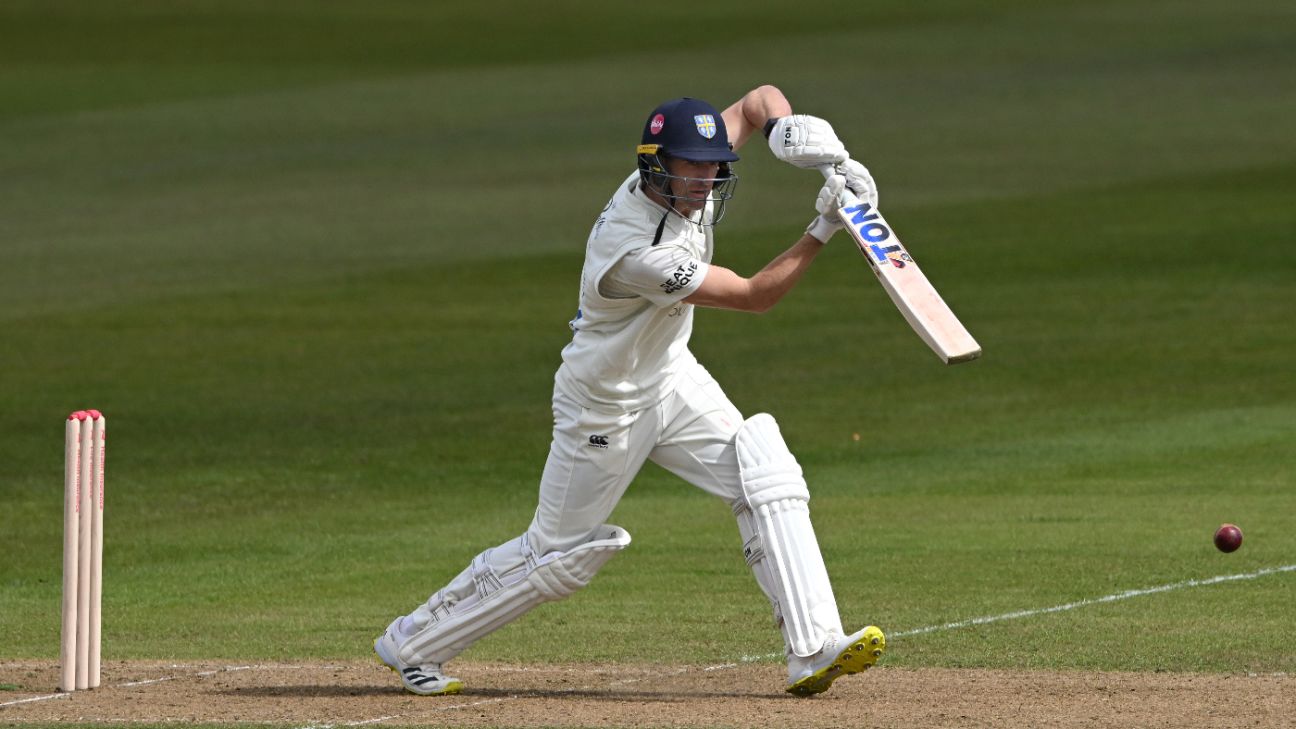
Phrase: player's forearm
[
  {"left": 684, "top": 234, "right": 824, "bottom": 313},
  {"left": 744, "top": 234, "right": 825, "bottom": 313}
]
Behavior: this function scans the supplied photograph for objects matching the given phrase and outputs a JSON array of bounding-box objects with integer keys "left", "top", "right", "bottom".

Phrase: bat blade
[{"left": 835, "top": 201, "right": 981, "bottom": 364}]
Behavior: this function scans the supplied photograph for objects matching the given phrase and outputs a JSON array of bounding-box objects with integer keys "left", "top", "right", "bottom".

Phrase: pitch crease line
[
  {"left": 349, "top": 715, "right": 402, "bottom": 726},
  {"left": 892, "top": 564, "right": 1296, "bottom": 638},
  {"left": 120, "top": 676, "right": 175, "bottom": 687},
  {"left": 119, "top": 664, "right": 252, "bottom": 687},
  {"left": 0, "top": 693, "right": 70, "bottom": 707},
  {"left": 6, "top": 663, "right": 263, "bottom": 707}
]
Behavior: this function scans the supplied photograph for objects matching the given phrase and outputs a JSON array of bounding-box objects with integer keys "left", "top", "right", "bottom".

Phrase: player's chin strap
[
  {"left": 641, "top": 183, "right": 694, "bottom": 244},
  {"left": 733, "top": 414, "right": 844, "bottom": 658},
  {"left": 651, "top": 208, "right": 669, "bottom": 246}
]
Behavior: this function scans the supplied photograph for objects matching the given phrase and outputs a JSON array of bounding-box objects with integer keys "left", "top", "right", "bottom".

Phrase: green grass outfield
[{"left": 2, "top": 0, "right": 1294, "bottom": 680}]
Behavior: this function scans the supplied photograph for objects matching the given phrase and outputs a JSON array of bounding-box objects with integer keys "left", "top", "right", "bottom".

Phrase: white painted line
[
  {"left": 122, "top": 664, "right": 253, "bottom": 686},
  {"left": 197, "top": 665, "right": 252, "bottom": 676},
  {"left": 120, "top": 676, "right": 175, "bottom": 687},
  {"left": 433, "top": 697, "right": 508, "bottom": 712},
  {"left": 0, "top": 692, "right": 70, "bottom": 707},
  {"left": 892, "top": 564, "right": 1296, "bottom": 639},
  {"left": 302, "top": 715, "right": 405, "bottom": 728},
  {"left": 348, "top": 715, "right": 401, "bottom": 726},
  {"left": 3, "top": 663, "right": 264, "bottom": 708}
]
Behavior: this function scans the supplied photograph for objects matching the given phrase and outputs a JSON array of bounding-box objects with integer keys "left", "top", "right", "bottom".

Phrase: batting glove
[
  {"left": 805, "top": 174, "right": 846, "bottom": 244},
  {"left": 838, "top": 158, "right": 879, "bottom": 210},
  {"left": 766, "top": 115, "right": 848, "bottom": 169}
]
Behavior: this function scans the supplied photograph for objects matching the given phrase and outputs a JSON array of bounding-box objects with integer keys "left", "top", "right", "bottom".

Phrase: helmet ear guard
[{"left": 636, "top": 144, "right": 671, "bottom": 196}]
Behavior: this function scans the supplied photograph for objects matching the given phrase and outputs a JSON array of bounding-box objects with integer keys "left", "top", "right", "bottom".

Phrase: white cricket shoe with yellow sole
[
  {"left": 374, "top": 619, "right": 464, "bottom": 696},
  {"left": 785, "top": 625, "right": 885, "bottom": 696}
]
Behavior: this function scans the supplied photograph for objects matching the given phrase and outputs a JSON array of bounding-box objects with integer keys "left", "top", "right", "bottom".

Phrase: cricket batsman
[{"left": 376, "top": 85, "right": 883, "bottom": 696}]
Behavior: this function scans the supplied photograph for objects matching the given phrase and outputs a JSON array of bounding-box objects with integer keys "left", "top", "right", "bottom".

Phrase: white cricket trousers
[{"left": 531, "top": 359, "right": 745, "bottom": 554}]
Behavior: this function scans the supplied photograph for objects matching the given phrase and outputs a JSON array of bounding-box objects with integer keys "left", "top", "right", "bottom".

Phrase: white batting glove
[
  {"left": 838, "top": 158, "right": 879, "bottom": 210},
  {"left": 767, "top": 115, "right": 848, "bottom": 169},
  {"left": 805, "top": 174, "right": 846, "bottom": 244}
]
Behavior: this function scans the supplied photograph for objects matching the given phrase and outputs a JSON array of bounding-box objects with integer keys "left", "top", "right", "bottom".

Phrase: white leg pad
[
  {"left": 736, "top": 414, "right": 842, "bottom": 657},
  {"left": 398, "top": 525, "right": 630, "bottom": 665}
]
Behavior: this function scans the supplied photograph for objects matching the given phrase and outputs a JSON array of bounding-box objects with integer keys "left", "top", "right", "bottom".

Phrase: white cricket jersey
[{"left": 555, "top": 172, "right": 714, "bottom": 412}]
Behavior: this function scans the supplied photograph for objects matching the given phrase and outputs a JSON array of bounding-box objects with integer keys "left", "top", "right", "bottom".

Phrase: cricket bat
[{"left": 820, "top": 166, "right": 981, "bottom": 364}]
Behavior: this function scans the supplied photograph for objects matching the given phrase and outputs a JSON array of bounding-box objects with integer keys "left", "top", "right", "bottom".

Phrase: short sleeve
[{"left": 600, "top": 245, "right": 710, "bottom": 307}]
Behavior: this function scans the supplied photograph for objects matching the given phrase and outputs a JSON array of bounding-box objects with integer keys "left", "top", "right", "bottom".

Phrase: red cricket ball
[{"left": 1213, "top": 523, "right": 1243, "bottom": 553}]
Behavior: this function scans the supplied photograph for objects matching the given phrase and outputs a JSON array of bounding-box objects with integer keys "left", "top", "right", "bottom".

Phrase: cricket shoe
[
  {"left": 785, "top": 625, "right": 885, "bottom": 697},
  {"left": 374, "top": 619, "right": 464, "bottom": 696}
]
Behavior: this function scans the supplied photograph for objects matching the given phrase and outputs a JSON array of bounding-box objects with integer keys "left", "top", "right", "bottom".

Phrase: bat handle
[{"left": 816, "top": 163, "right": 861, "bottom": 207}]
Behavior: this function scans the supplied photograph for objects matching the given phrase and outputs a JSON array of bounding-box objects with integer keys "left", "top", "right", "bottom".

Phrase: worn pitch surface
[{"left": 2, "top": 661, "right": 1293, "bottom": 728}]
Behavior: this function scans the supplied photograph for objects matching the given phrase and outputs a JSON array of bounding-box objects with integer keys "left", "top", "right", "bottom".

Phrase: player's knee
[
  {"left": 525, "top": 524, "right": 632, "bottom": 600},
  {"left": 736, "top": 413, "right": 810, "bottom": 508}
]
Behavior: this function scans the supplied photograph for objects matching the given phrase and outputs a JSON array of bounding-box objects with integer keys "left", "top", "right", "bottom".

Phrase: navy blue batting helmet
[{"left": 637, "top": 97, "right": 740, "bottom": 163}]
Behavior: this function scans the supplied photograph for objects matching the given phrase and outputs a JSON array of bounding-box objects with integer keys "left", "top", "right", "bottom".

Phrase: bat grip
[{"left": 816, "top": 163, "right": 860, "bottom": 207}]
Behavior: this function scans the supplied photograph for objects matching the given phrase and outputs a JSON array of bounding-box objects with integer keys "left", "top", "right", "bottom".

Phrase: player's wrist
[
  {"left": 762, "top": 117, "right": 780, "bottom": 140},
  {"left": 805, "top": 215, "right": 839, "bottom": 244}
]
